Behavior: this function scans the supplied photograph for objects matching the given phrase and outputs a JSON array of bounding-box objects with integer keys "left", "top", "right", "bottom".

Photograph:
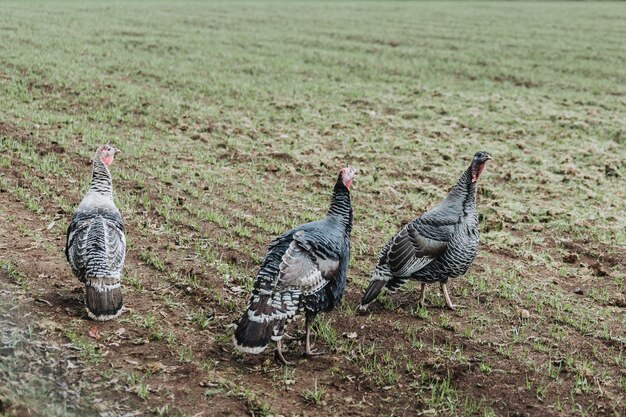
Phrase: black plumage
[
  {"left": 234, "top": 167, "right": 355, "bottom": 364},
  {"left": 361, "top": 151, "right": 491, "bottom": 310},
  {"left": 66, "top": 145, "right": 126, "bottom": 321}
]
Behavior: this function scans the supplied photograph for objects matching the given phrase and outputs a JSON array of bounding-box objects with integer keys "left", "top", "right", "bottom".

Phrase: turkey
[
  {"left": 360, "top": 151, "right": 491, "bottom": 311},
  {"left": 66, "top": 145, "right": 126, "bottom": 321},
  {"left": 234, "top": 166, "right": 355, "bottom": 365}
]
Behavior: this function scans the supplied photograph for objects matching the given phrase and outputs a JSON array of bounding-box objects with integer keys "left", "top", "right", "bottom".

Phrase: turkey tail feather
[
  {"left": 361, "top": 263, "right": 394, "bottom": 306},
  {"left": 234, "top": 291, "right": 299, "bottom": 354},
  {"left": 361, "top": 279, "right": 387, "bottom": 306},
  {"left": 84, "top": 277, "right": 123, "bottom": 321},
  {"left": 233, "top": 313, "right": 280, "bottom": 354}
]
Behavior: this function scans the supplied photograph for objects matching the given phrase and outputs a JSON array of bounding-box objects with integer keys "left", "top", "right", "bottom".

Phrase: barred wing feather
[
  {"left": 65, "top": 209, "right": 125, "bottom": 280},
  {"left": 387, "top": 223, "right": 448, "bottom": 277},
  {"left": 277, "top": 232, "right": 339, "bottom": 293},
  {"left": 102, "top": 211, "right": 126, "bottom": 276}
]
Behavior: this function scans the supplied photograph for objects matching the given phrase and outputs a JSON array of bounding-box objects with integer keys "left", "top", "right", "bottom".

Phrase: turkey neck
[
  {"left": 442, "top": 166, "right": 477, "bottom": 215},
  {"left": 327, "top": 180, "right": 352, "bottom": 235},
  {"left": 87, "top": 159, "right": 114, "bottom": 198}
]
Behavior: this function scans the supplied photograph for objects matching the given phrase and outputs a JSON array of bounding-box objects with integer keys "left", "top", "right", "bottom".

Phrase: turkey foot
[
  {"left": 274, "top": 340, "right": 292, "bottom": 366},
  {"left": 303, "top": 348, "right": 325, "bottom": 357},
  {"left": 440, "top": 283, "right": 464, "bottom": 310}
]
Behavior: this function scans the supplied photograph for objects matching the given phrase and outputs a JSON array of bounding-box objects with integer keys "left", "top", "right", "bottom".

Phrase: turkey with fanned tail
[
  {"left": 233, "top": 166, "right": 355, "bottom": 365},
  {"left": 360, "top": 151, "right": 491, "bottom": 311},
  {"left": 66, "top": 145, "right": 126, "bottom": 321}
]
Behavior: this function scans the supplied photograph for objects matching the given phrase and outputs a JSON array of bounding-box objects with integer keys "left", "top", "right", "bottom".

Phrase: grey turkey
[
  {"left": 234, "top": 166, "right": 355, "bottom": 365},
  {"left": 65, "top": 145, "right": 126, "bottom": 321},
  {"left": 360, "top": 151, "right": 491, "bottom": 311}
]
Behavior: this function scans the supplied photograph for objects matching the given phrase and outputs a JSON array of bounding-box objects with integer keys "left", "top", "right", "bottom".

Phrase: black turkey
[
  {"left": 361, "top": 151, "right": 491, "bottom": 311},
  {"left": 234, "top": 166, "right": 355, "bottom": 364},
  {"left": 66, "top": 145, "right": 126, "bottom": 320}
]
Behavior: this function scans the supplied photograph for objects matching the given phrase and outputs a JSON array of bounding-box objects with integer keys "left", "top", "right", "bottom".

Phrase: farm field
[{"left": 0, "top": 0, "right": 625, "bottom": 416}]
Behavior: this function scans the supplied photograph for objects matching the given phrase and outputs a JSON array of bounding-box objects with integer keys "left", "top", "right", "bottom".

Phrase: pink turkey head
[
  {"left": 93, "top": 144, "right": 120, "bottom": 167},
  {"left": 470, "top": 151, "right": 492, "bottom": 183},
  {"left": 340, "top": 166, "right": 356, "bottom": 190}
]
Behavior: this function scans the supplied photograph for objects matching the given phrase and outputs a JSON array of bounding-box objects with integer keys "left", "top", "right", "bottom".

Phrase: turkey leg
[
  {"left": 418, "top": 283, "right": 427, "bottom": 307},
  {"left": 304, "top": 315, "right": 324, "bottom": 357},
  {"left": 441, "top": 283, "right": 457, "bottom": 310}
]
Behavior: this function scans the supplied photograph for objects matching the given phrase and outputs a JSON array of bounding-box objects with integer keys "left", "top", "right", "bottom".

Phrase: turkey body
[
  {"left": 234, "top": 168, "right": 353, "bottom": 363},
  {"left": 361, "top": 152, "right": 491, "bottom": 309},
  {"left": 66, "top": 153, "right": 126, "bottom": 320}
]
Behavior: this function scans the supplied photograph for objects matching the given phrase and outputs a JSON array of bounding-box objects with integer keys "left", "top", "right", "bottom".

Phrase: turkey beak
[
  {"left": 113, "top": 147, "right": 121, "bottom": 154},
  {"left": 485, "top": 154, "right": 492, "bottom": 161}
]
